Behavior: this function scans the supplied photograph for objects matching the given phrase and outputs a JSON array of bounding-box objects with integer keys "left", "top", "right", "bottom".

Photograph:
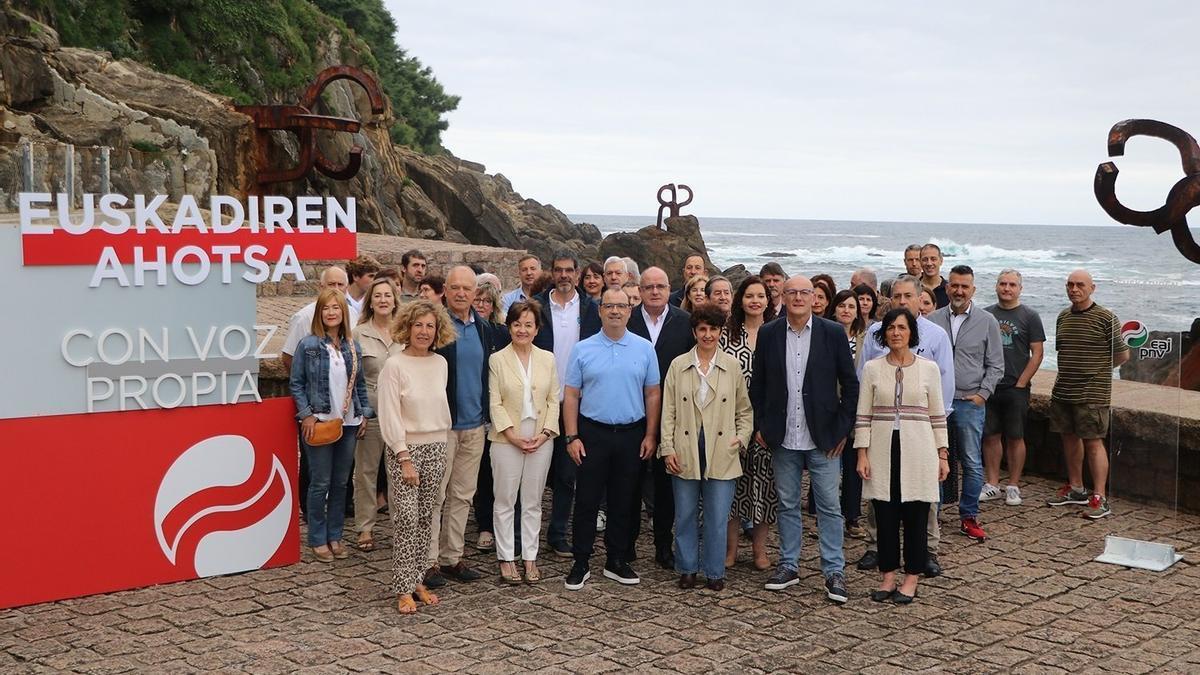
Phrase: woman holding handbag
[{"left": 290, "top": 288, "right": 373, "bottom": 563}]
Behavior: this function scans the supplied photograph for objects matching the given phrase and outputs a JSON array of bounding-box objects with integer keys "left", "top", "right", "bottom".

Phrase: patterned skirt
[{"left": 731, "top": 440, "right": 778, "bottom": 525}]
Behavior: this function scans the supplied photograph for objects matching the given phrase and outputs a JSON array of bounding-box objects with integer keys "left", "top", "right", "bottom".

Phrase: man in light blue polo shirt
[{"left": 561, "top": 286, "right": 661, "bottom": 590}]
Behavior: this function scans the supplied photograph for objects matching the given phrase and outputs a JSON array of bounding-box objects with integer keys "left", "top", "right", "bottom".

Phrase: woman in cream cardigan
[
  {"left": 855, "top": 308, "right": 949, "bottom": 604},
  {"left": 660, "top": 304, "right": 753, "bottom": 591},
  {"left": 488, "top": 300, "right": 560, "bottom": 584}
]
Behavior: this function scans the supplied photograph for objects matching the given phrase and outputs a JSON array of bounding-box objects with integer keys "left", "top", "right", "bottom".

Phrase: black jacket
[
  {"left": 434, "top": 307, "right": 502, "bottom": 426},
  {"left": 532, "top": 289, "right": 602, "bottom": 353},
  {"left": 749, "top": 315, "right": 859, "bottom": 452},
  {"left": 627, "top": 304, "right": 695, "bottom": 385}
]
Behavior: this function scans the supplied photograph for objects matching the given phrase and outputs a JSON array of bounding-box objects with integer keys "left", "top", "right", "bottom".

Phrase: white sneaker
[
  {"left": 1005, "top": 485, "right": 1022, "bottom": 506},
  {"left": 980, "top": 483, "right": 1002, "bottom": 502},
  {"left": 597, "top": 511, "right": 607, "bottom": 532}
]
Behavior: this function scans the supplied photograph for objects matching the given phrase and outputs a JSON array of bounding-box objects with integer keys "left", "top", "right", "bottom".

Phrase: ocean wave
[{"left": 926, "top": 238, "right": 1090, "bottom": 264}]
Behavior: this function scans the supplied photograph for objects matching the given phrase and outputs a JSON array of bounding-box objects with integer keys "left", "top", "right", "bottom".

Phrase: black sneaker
[
  {"left": 603, "top": 560, "right": 640, "bottom": 585},
  {"left": 825, "top": 572, "right": 848, "bottom": 604},
  {"left": 763, "top": 565, "right": 799, "bottom": 591},
  {"left": 442, "top": 561, "right": 483, "bottom": 582},
  {"left": 423, "top": 566, "right": 446, "bottom": 589},
  {"left": 855, "top": 550, "right": 878, "bottom": 571},
  {"left": 564, "top": 562, "right": 590, "bottom": 591},
  {"left": 924, "top": 553, "right": 942, "bottom": 578}
]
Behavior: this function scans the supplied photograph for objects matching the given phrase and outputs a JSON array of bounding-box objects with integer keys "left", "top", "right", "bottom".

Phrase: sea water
[{"left": 578, "top": 215, "right": 1199, "bottom": 371}]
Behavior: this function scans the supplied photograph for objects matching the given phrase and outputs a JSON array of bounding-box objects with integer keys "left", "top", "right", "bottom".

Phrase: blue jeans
[
  {"left": 950, "top": 400, "right": 985, "bottom": 519},
  {"left": 671, "top": 475, "right": 736, "bottom": 580},
  {"left": 772, "top": 446, "right": 844, "bottom": 577},
  {"left": 303, "top": 426, "right": 357, "bottom": 547}
]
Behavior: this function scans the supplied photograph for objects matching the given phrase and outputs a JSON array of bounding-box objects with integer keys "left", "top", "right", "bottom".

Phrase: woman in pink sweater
[{"left": 378, "top": 299, "right": 456, "bottom": 615}]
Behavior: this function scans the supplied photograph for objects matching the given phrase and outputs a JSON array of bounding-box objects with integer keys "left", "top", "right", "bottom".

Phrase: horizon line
[{"left": 566, "top": 213, "right": 1132, "bottom": 229}]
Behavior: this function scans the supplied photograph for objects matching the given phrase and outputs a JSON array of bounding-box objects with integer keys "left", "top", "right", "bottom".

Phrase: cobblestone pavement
[{"left": 3, "top": 476, "right": 1199, "bottom": 674}]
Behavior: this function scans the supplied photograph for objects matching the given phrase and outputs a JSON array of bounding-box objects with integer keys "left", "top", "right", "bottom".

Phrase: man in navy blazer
[
  {"left": 534, "top": 251, "right": 603, "bottom": 557},
  {"left": 627, "top": 266, "right": 696, "bottom": 569},
  {"left": 750, "top": 275, "right": 858, "bottom": 603}
]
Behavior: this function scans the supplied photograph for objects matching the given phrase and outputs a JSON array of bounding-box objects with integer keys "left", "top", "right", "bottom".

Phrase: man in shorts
[
  {"left": 1045, "top": 270, "right": 1129, "bottom": 519},
  {"left": 981, "top": 269, "right": 1045, "bottom": 506}
]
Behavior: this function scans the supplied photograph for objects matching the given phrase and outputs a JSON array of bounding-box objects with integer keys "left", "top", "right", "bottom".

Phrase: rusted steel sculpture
[
  {"left": 1095, "top": 119, "right": 1200, "bottom": 264},
  {"left": 236, "top": 66, "right": 387, "bottom": 189},
  {"left": 656, "top": 182, "right": 693, "bottom": 228}
]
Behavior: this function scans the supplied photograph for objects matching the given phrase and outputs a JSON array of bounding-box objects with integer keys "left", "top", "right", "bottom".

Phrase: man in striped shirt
[{"left": 1045, "top": 269, "right": 1129, "bottom": 519}]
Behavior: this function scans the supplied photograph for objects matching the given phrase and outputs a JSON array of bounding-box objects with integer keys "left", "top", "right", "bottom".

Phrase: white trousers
[{"left": 491, "top": 419, "right": 554, "bottom": 561}]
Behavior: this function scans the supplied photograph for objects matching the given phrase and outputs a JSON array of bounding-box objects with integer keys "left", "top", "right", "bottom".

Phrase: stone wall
[
  {"left": 256, "top": 232, "right": 528, "bottom": 299},
  {"left": 1021, "top": 371, "right": 1199, "bottom": 514}
]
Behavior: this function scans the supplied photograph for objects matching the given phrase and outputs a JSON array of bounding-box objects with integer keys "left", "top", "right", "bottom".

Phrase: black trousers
[
  {"left": 572, "top": 416, "right": 645, "bottom": 564},
  {"left": 629, "top": 455, "right": 675, "bottom": 555},
  {"left": 872, "top": 431, "right": 930, "bottom": 575}
]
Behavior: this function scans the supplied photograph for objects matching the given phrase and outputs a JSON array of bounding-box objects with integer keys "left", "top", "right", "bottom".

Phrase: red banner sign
[{"left": 0, "top": 398, "right": 299, "bottom": 608}]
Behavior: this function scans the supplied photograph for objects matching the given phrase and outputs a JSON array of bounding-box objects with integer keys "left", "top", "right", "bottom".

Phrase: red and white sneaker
[{"left": 960, "top": 517, "right": 987, "bottom": 542}]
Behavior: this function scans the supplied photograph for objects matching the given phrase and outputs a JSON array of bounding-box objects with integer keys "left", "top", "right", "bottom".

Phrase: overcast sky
[{"left": 387, "top": 1, "right": 1200, "bottom": 226}]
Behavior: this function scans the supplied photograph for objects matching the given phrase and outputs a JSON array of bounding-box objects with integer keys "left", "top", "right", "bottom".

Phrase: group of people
[{"left": 283, "top": 241, "right": 1129, "bottom": 614}]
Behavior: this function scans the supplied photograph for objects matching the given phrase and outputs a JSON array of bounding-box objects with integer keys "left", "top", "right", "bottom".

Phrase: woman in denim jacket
[{"left": 290, "top": 288, "right": 374, "bottom": 562}]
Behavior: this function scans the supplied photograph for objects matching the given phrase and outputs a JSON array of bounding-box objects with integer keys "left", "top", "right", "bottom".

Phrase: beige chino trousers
[{"left": 429, "top": 425, "right": 487, "bottom": 567}]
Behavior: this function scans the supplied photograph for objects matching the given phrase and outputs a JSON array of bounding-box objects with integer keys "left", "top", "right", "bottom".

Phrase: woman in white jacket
[{"left": 855, "top": 308, "right": 949, "bottom": 604}]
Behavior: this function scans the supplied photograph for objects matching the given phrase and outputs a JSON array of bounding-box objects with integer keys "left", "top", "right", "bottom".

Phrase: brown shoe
[
  {"left": 311, "top": 546, "right": 334, "bottom": 563},
  {"left": 678, "top": 573, "right": 697, "bottom": 589},
  {"left": 442, "top": 561, "right": 483, "bottom": 582},
  {"left": 705, "top": 578, "right": 726, "bottom": 592}
]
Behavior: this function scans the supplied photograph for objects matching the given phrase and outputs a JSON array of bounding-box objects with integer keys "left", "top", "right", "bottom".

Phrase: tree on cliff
[{"left": 15, "top": 0, "right": 458, "bottom": 153}]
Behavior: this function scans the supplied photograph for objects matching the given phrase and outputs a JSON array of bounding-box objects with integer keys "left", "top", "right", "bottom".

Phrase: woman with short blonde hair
[{"left": 378, "top": 299, "right": 456, "bottom": 614}]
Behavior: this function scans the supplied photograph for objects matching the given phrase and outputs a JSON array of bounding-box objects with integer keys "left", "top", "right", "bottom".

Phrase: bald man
[
  {"left": 750, "top": 275, "right": 858, "bottom": 603},
  {"left": 1045, "top": 269, "right": 1129, "bottom": 519},
  {"left": 281, "top": 266, "right": 358, "bottom": 372},
  {"left": 627, "top": 267, "right": 695, "bottom": 569}
]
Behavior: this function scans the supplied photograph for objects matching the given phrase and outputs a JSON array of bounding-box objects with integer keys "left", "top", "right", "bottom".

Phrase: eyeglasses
[
  {"left": 641, "top": 284, "right": 669, "bottom": 292},
  {"left": 601, "top": 303, "right": 631, "bottom": 310},
  {"left": 782, "top": 288, "right": 814, "bottom": 298}
]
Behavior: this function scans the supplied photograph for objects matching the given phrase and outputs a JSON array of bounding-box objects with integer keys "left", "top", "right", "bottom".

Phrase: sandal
[
  {"left": 397, "top": 595, "right": 418, "bottom": 614},
  {"left": 523, "top": 562, "right": 541, "bottom": 584},
  {"left": 499, "top": 561, "right": 523, "bottom": 585},
  {"left": 329, "top": 542, "right": 350, "bottom": 559},
  {"left": 412, "top": 585, "right": 439, "bottom": 606},
  {"left": 356, "top": 535, "right": 376, "bottom": 551}
]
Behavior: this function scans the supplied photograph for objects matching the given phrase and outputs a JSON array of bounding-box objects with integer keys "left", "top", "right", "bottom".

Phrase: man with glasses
[
  {"left": 535, "top": 251, "right": 602, "bottom": 557},
  {"left": 562, "top": 286, "right": 661, "bottom": 590},
  {"left": 750, "top": 276, "right": 858, "bottom": 603},
  {"left": 628, "top": 267, "right": 695, "bottom": 569}
]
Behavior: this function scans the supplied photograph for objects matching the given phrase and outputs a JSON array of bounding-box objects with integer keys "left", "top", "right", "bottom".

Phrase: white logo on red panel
[{"left": 153, "top": 435, "right": 291, "bottom": 577}]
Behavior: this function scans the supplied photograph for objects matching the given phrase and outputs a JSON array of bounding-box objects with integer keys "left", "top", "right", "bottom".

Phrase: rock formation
[
  {"left": 0, "top": 4, "right": 600, "bottom": 262},
  {"left": 597, "top": 215, "right": 718, "bottom": 285}
]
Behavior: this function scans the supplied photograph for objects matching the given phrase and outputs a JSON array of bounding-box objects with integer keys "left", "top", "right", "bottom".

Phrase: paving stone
[{"left": 2, "top": 477, "right": 1197, "bottom": 673}]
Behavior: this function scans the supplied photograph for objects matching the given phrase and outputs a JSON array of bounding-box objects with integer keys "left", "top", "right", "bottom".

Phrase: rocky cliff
[{"left": 0, "top": 3, "right": 600, "bottom": 261}]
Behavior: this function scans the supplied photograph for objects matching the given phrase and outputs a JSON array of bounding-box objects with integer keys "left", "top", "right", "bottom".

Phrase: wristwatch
[{"left": 564, "top": 435, "right": 578, "bottom": 444}]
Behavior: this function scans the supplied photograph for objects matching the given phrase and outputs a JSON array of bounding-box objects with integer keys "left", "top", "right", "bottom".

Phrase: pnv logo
[
  {"left": 154, "top": 435, "right": 292, "bottom": 577},
  {"left": 1121, "top": 320, "right": 1148, "bottom": 348}
]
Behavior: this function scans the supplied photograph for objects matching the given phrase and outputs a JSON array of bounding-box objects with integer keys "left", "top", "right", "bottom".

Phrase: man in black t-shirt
[{"left": 981, "top": 269, "right": 1045, "bottom": 507}]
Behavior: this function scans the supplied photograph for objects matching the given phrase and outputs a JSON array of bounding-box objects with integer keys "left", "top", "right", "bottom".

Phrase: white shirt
[
  {"left": 316, "top": 342, "right": 362, "bottom": 425},
  {"left": 694, "top": 353, "right": 715, "bottom": 408},
  {"left": 782, "top": 315, "right": 816, "bottom": 451},
  {"left": 518, "top": 354, "right": 537, "bottom": 421},
  {"left": 282, "top": 301, "right": 361, "bottom": 356},
  {"left": 949, "top": 302, "right": 971, "bottom": 346},
  {"left": 641, "top": 305, "right": 668, "bottom": 346},
  {"left": 549, "top": 289, "right": 582, "bottom": 400},
  {"left": 346, "top": 291, "right": 366, "bottom": 317}
]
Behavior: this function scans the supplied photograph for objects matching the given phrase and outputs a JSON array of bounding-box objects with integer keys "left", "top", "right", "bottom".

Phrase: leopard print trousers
[{"left": 386, "top": 441, "right": 447, "bottom": 595}]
